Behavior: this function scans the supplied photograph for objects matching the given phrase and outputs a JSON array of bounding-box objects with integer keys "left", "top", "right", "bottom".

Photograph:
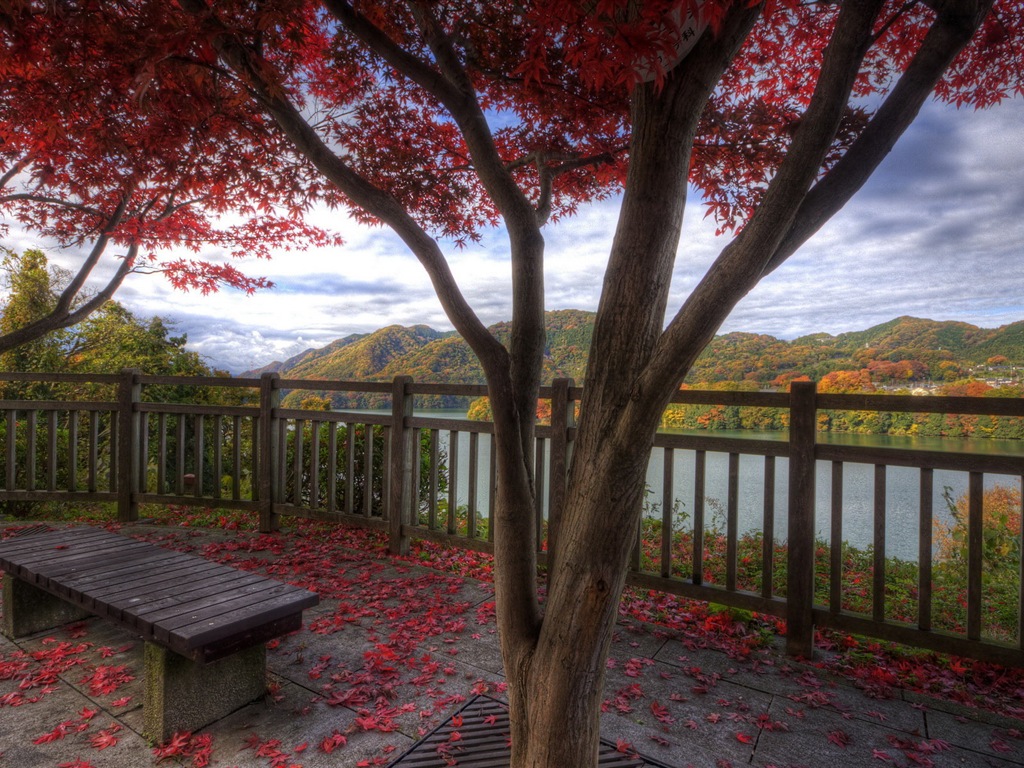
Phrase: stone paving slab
[{"left": 0, "top": 521, "right": 1022, "bottom": 767}]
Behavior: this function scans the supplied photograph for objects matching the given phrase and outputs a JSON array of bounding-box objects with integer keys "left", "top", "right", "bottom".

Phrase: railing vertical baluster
[
  {"left": 410, "top": 427, "right": 421, "bottom": 525},
  {"left": 535, "top": 437, "right": 546, "bottom": 556},
  {"left": 213, "top": 415, "right": 223, "bottom": 501},
  {"left": 918, "top": 468, "right": 934, "bottom": 632},
  {"left": 293, "top": 419, "right": 305, "bottom": 506},
  {"left": 363, "top": 423, "right": 374, "bottom": 517},
  {"left": 547, "top": 378, "right": 575, "bottom": 569},
  {"left": 383, "top": 426, "right": 392, "bottom": 520},
  {"left": 692, "top": 450, "right": 706, "bottom": 586},
  {"left": 258, "top": 372, "right": 282, "bottom": 532},
  {"left": 232, "top": 415, "right": 242, "bottom": 501},
  {"left": 830, "top": 462, "right": 844, "bottom": 614},
  {"left": 967, "top": 471, "right": 984, "bottom": 641},
  {"left": 25, "top": 410, "right": 36, "bottom": 490},
  {"left": 468, "top": 431, "right": 478, "bottom": 540},
  {"left": 661, "top": 447, "right": 674, "bottom": 578},
  {"left": 47, "top": 410, "right": 58, "bottom": 492},
  {"left": 309, "top": 420, "right": 320, "bottom": 509},
  {"left": 448, "top": 430, "right": 459, "bottom": 535},
  {"left": 6, "top": 410, "right": 16, "bottom": 490},
  {"left": 157, "top": 413, "right": 167, "bottom": 494},
  {"left": 249, "top": 415, "right": 259, "bottom": 506},
  {"left": 117, "top": 369, "right": 140, "bottom": 521},
  {"left": 68, "top": 411, "right": 78, "bottom": 492},
  {"left": 345, "top": 423, "right": 355, "bottom": 516},
  {"left": 276, "top": 419, "right": 288, "bottom": 505},
  {"left": 488, "top": 433, "right": 496, "bottom": 543},
  {"left": 138, "top": 412, "right": 149, "bottom": 493},
  {"left": 1018, "top": 475, "right": 1023, "bottom": 651},
  {"left": 175, "top": 415, "right": 186, "bottom": 495},
  {"left": 428, "top": 429, "right": 439, "bottom": 530},
  {"left": 194, "top": 414, "right": 204, "bottom": 498},
  {"left": 762, "top": 455, "right": 776, "bottom": 599},
  {"left": 786, "top": 380, "right": 817, "bottom": 658},
  {"left": 107, "top": 410, "right": 116, "bottom": 493},
  {"left": 327, "top": 421, "right": 338, "bottom": 515},
  {"left": 873, "top": 465, "right": 887, "bottom": 623},
  {"left": 726, "top": 452, "right": 739, "bottom": 591},
  {"left": 88, "top": 411, "right": 99, "bottom": 493}
]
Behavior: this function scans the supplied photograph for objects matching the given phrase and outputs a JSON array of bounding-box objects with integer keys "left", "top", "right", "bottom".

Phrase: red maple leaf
[
  {"left": 90, "top": 726, "right": 121, "bottom": 751},
  {"left": 827, "top": 730, "right": 851, "bottom": 748}
]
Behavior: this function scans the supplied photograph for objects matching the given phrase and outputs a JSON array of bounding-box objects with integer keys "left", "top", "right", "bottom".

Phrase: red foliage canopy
[
  {"left": 0, "top": 2, "right": 342, "bottom": 295},
  {"left": 4, "top": 0, "right": 1019, "bottom": 260}
]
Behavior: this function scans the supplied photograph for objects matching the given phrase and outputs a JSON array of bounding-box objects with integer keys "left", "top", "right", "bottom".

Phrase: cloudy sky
[{"left": 7, "top": 96, "right": 1024, "bottom": 374}]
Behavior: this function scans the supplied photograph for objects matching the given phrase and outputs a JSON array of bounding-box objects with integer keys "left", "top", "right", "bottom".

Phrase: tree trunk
[{"left": 508, "top": 417, "right": 657, "bottom": 767}]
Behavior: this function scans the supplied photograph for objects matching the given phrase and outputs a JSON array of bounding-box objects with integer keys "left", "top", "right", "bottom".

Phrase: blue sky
[{"left": 8, "top": 96, "right": 1024, "bottom": 374}]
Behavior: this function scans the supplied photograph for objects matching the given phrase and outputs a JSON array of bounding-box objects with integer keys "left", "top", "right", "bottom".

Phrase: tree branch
[
  {"left": 0, "top": 242, "right": 138, "bottom": 355},
  {"left": 635, "top": 0, "right": 887, "bottom": 416},
  {"left": 0, "top": 193, "right": 107, "bottom": 219},
  {"left": 762, "top": 0, "right": 995, "bottom": 276},
  {"left": 52, "top": 187, "right": 135, "bottom": 317},
  {"left": 0, "top": 155, "right": 33, "bottom": 190},
  {"left": 176, "top": 0, "right": 508, "bottom": 378}
]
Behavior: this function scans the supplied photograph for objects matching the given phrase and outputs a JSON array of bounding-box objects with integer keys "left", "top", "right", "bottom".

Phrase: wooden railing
[{"left": 0, "top": 371, "right": 1022, "bottom": 667}]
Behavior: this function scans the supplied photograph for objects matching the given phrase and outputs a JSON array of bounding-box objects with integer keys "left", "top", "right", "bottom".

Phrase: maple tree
[
  {"left": 0, "top": 14, "right": 341, "bottom": 355},
  {"left": 4, "top": 0, "right": 1021, "bottom": 765}
]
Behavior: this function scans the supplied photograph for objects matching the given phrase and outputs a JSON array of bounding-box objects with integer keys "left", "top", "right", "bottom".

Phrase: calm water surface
[{"left": 412, "top": 412, "right": 1022, "bottom": 561}]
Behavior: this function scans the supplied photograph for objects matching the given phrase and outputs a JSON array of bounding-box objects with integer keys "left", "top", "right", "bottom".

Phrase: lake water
[{"left": 420, "top": 412, "right": 1021, "bottom": 561}]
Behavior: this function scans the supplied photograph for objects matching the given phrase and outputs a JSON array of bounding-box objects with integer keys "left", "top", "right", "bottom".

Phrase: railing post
[
  {"left": 258, "top": 372, "right": 281, "bottom": 532},
  {"left": 388, "top": 376, "right": 415, "bottom": 555},
  {"left": 787, "top": 380, "right": 817, "bottom": 658},
  {"left": 547, "top": 378, "right": 575, "bottom": 572},
  {"left": 117, "top": 368, "right": 141, "bottom": 522}
]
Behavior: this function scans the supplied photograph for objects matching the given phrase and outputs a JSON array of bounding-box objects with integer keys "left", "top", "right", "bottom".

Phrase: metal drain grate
[{"left": 388, "top": 695, "right": 673, "bottom": 768}]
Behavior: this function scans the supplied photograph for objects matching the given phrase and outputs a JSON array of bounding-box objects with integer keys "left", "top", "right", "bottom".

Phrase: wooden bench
[{"left": 0, "top": 526, "right": 319, "bottom": 741}]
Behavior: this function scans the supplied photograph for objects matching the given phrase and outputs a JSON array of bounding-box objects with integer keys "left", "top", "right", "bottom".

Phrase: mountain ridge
[{"left": 241, "top": 313, "right": 1023, "bottom": 408}]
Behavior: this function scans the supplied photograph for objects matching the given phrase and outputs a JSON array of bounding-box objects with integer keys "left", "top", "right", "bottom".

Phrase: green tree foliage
[
  {"left": 0, "top": 249, "right": 70, "bottom": 384},
  {"left": 0, "top": 248, "right": 215, "bottom": 397}
]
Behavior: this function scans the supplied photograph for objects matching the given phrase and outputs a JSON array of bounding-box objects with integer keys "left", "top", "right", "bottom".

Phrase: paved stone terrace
[{"left": 0, "top": 521, "right": 1022, "bottom": 768}]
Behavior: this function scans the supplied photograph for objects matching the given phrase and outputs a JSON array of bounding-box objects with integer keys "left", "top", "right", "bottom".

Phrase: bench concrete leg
[
  {"left": 1, "top": 575, "right": 92, "bottom": 638},
  {"left": 143, "top": 642, "right": 266, "bottom": 742}
]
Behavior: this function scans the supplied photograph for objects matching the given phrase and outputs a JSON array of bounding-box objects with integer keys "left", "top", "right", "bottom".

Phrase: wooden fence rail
[{"left": 0, "top": 371, "right": 1022, "bottom": 668}]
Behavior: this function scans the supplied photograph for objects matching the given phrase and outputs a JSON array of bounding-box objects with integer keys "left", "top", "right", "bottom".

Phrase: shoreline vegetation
[{"left": 465, "top": 382, "right": 1024, "bottom": 440}]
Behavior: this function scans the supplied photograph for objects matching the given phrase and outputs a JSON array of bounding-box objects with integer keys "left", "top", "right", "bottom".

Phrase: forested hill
[{"left": 243, "top": 313, "right": 1023, "bottom": 408}]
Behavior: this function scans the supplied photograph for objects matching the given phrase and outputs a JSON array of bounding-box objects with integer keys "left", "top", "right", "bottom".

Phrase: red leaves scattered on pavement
[
  {"left": 80, "top": 665, "right": 134, "bottom": 696},
  {"left": 152, "top": 731, "right": 213, "bottom": 767},
  {"left": 6, "top": 517, "right": 1024, "bottom": 768},
  {"left": 319, "top": 731, "right": 347, "bottom": 753}
]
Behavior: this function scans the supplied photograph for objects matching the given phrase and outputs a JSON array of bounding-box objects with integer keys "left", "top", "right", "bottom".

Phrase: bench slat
[
  {"left": 37, "top": 545, "right": 178, "bottom": 585},
  {"left": 76, "top": 558, "right": 232, "bottom": 604},
  {"left": 51, "top": 551, "right": 195, "bottom": 593},
  {"left": 154, "top": 581, "right": 303, "bottom": 637},
  {"left": 165, "top": 589, "right": 317, "bottom": 652},
  {"left": 110, "top": 572, "right": 272, "bottom": 629},
  {"left": 0, "top": 528, "right": 111, "bottom": 557},
  {"left": 0, "top": 530, "right": 125, "bottom": 573},
  {"left": 136, "top": 576, "right": 288, "bottom": 632},
  {"left": 9, "top": 541, "right": 160, "bottom": 582}
]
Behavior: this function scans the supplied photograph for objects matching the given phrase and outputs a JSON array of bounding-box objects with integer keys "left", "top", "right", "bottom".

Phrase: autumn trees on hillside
[{"left": 3, "top": 1, "right": 1021, "bottom": 765}]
